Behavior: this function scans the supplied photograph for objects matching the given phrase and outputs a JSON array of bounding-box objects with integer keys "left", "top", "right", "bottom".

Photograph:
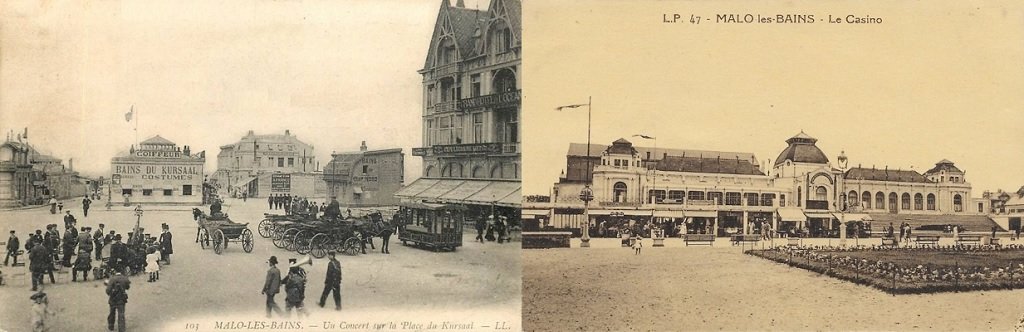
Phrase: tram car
[{"left": 396, "top": 202, "right": 465, "bottom": 252}]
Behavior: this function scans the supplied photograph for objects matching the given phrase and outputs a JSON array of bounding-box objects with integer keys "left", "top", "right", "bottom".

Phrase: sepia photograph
[
  {"left": 0, "top": 0, "right": 521, "bottom": 331},
  {"left": 520, "top": 0, "right": 1024, "bottom": 331}
]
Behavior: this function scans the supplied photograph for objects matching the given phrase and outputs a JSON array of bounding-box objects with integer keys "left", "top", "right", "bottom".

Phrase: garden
[{"left": 747, "top": 244, "right": 1024, "bottom": 294}]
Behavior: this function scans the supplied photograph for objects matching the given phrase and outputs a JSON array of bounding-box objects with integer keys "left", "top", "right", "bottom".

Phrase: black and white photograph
[
  {"left": 0, "top": 0, "right": 521, "bottom": 331},
  {"left": 520, "top": 0, "right": 1024, "bottom": 331}
]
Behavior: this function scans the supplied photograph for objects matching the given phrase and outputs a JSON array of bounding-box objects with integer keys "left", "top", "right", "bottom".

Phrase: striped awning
[{"left": 777, "top": 207, "right": 806, "bottom": 222}]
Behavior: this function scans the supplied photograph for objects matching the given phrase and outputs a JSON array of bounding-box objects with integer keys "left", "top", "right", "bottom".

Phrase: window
[
  {"left": 863, "top": 192, "right": 872, "bottom": 209},
  {"left": 613, "top": 182, "right": 627, "bottom": 203},
  {"left": 901, "top": 193, "right": 911, "bottom": 210},
  {"left": 914, "top": 193, "right": 924, "bottom": 210},
  {"left": 876, "top": 192, "right": 885, "bottom": 210},
  {"left": 182, "top": 185, "right": 193, "bottom": 196},
  {"left": 978, "top": 203, "right": 984, "bottom": 213},
  {"left": 143, "top": 189, "right": 152, "bottom": 196},
  {"left": 288, "top": 158, "right": 294, "bottom": 167},
  {"left": 648, "top": 190, "right": 666, "bottom": 204},
  {"left": 122, "top": 189, "right": 133, "bottom": 196},
  {"left": 163, "top": 189, "right": 172, "bottom": 196},
  {"left": 954, "top": 194, "right": 963, "bottom": 212},
  {"left": 761, "top": 193, "right": 776, "bottom": 207},
  {"left": 427, "top": 85, "right": 436, "bottom": 106},
  {"left": 927, "top": 194, "right": 936, "bottom": 210},
  {"left": 667, "top": 190, "right": 685, "bottom": 204},
  {"left": 888, "top": 193, "right": 898, "bottom": 213},
  {"left": 471, "top": 74, "right": 481, "bottom": 97},
  {"left": 814, "top": 186, "right": 827, "bottom": 201},
  {"left": 454, "top": 115, "right": 464, "bottom": 144},
  {"left": 472, "top": 113, "right": 484, "bottom": 143},
  {"left": 439, "top": 116, "right": 452, "bottom": 145},
  {"left": 745, "top": 193, "right": 759, "bottom": 206},
  {"left": 780, "top": 194, "right": 787, "bottom": 207},
  {"left": 426, "top": 119, "right": 434, "bottom": 146},
  {"left": 708, "top": 192, "right": 724, "bottom": 205},
  {"left": 688, "top": 191, "right": 705, "bottom": 201},
  {"left": 362, "top": 165, "right": 369, "bottom": 175}
]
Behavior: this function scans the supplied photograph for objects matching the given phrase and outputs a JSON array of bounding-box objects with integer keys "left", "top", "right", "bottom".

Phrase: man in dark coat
[
  {"left": 106, "top": 270, "right": 131, "bottom": 332},
  {"left": 82, "top": 196, "right": 92, "bottom": 217},
  {"left": 159, "top": 223, "right": 173, "bottom": 264},
  {"left": 324, "top": 198, "right": 341, "bottom": 220},
  {"left": 282, "top": 265, "right": 308, "bottom": 317},
  {"left": 63, "top": 211, "right": 77, "bottom": 230},
  {"left": 4, "top": 230, "right": 19, "bottom": 266},
  {"left": 28, "top": 241, "right": 49, "bottom": 291},
  {"left": 318, "top": 251, "right": 342, "bottom": 310},
  {"left": 61, "top": 224, "right": 78, "bottom": 267},
  {"left": 475, "top": 217, "right": 486, "bottom": 243},
  {"left": 268, "top": 194, "right": 274, "bottom": 210},
  {"left": 261, "top": 256, "right": 284, "bottom": 318},
  {"left": 93, "top": 224, "right": 106, "bottom": 260},
  {"left": 109, "top": 235, "right": 128, "bottom": 274}
]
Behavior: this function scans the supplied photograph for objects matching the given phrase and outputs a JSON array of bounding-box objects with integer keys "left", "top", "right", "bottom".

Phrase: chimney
[
  {"left": 455, "top": 0, "right": 465, "bottom": 7},
  {"left": 285, "top": 129, "right": 290, "bottom": 136},
  {"left": 69, "top": 158, "right": 73, "bottom": 172},
  {"left": 360, "top": 141, "right": 368, "bottom": 152},
  {"left": 247, "top": 130, "right": 254, "bottom": 136}
]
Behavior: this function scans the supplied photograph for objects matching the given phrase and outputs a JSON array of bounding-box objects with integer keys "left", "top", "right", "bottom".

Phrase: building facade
[
  {"left": 211, "top": 130, "right": 324, "bottom": 198},
  {"left": 324, "top": 142, "right": 404, "bottom": 207},
  {"left": 1, "top": 132, "right": 89, "bottom": 208},
  {"left": 397, "top": 0, "right": 522, "bottom": 221},
  {"left": 537, "top": 132, "right": 998, "bottom": 237},
  {"left": 0, "top": 140, "right": 34, "bottom": 208},
  {"left": 110, "top": 135, "right": 205, "bottom": 204}
]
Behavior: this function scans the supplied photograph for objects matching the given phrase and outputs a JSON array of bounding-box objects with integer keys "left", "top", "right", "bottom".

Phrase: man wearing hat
[
  {"left": 93, "top": 224, "right": 106, "bottom": 261},
  {"left": 261, "top": 256, "right": 284, "bottom": 318},
  {"left": 282, "top": 258, "right": 309, "bottom": 318},
  {"left": 318, "top": 251, "right": 342, "bottom": 310},
  {"left": 4, "top": 230, "right": 19, "bottom": 266},
  {"left": 109, "top": 235, "right": 127, "bottom": 274},
  {"left": 105, "top": 270, "right": 131, "bottom": 332},
  {"left": 159, "top": 223, "right": 173, "bottom": 265},
  {"left": 28, "top": 240, "right": 49, "bottom": 291}
]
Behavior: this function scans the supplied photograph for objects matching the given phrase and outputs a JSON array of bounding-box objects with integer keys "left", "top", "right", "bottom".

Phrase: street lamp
[
  {"left": 579, "top": 185, "right": 594, "bottom": 248},
  {"left": 632, "top": 134, "right": 657, "bottom": 206},
  {"left": 837, "top": 150, "right": 848, "bottom": 247}
]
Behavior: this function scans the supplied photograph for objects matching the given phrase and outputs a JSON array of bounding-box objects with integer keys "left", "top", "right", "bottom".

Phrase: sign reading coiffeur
[
  {"left": 113, "top": 164, "right": 200, "bottom": 181},
  {"left": 133, "top": 150, "right": 182, "bottom": 158}
]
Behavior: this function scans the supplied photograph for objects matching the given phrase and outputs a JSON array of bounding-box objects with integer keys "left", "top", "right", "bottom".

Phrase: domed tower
[
  {"left": 773, "top": 131, "right": 830, "bottom": 169},
  {"left": 772, "top": 131, "right": 835, "bottom": 210},
  {"left": 924, "top": 159, "right": 965, "bottom": 184}
]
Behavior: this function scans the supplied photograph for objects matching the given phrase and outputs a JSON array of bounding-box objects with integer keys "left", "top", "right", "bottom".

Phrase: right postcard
[{"left": 520, "top": 0, "right": 1024, "bottom": 331}]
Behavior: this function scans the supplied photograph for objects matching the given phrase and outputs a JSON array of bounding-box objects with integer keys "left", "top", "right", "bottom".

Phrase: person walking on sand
[
  {"left": 105, "top": 270, "right": 131, "bottom": 332},
  {"left": 30, "top": 292, "right": 55, "bottom": 332},
  {"left": 317, "top": 251, "right": 342, "bottom": 310},
  {"left": 633, "top": 235, "right": 642, "bottom": 255},
  {"left": 261, "top": 256, "right": 284, "bottom": 318}
]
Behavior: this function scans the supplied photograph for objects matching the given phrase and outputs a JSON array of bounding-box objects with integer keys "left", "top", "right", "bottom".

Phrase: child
[
  {"left": 30, "top": 291, "right": 55, "bottom": 332},
  {"left": 145, "top": 247, "right": 160, "bottom": 282},
  {"left": 633, "top": 235, "right": 642, "bottom": 255}
]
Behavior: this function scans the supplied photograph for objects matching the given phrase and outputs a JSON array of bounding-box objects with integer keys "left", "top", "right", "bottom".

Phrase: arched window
[
  {"left": 436, "top": 37, "right": 457, "bottom": 65},
  {"left": 954, "top": 194, "right": 963, "bottom": 212},
  {"left": 849, "top": 191, "right": 858, "bottom": 207},
  {"left": 490, "top": 164, "right": 503, "bottom": 179},
  {"left": 471, "top": 166, "right": 483, "bottom": 178},
  {"left": 815, "top": 186, "right": 828, "bottom": 201},
  {"left": 862, "top": 191, "right": 871, "bottom": 209},
  {"left": 487, "top": 20, "right": 512, "bottom": 54},
  {"left": 888, "top": 192, "right": 898, "bottom": 213},
  {"left": 914, "top": 193, "right": 923, "bottom": 210},
  {"left": 613, "top": 182, "right": 627, "bottom": 203},
  {"left": 901, "top": 193, "right": 911, "bottom": 210},
  {"left": 927, "top": 193, "right": 936, "bottom": 210},
  {"left": 493, "top": 68, "right": 517, "bottom": 93},
  {"left": 425, "top": 165, "right": 436, "bottom": 178},
  {"left": 875, "top": 192, "right": 885, "bottom": 210}
]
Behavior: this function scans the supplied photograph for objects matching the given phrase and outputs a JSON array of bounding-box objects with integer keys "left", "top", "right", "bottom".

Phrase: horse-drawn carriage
[
  {"left": 396, "top": 202, "right": 465, "bottom": 252},
  {"left": 260, "top": 211, "right": 392, "bottom": 258},
  {"left": 195, "top": 210, "right": 254, "bottom": 254}
]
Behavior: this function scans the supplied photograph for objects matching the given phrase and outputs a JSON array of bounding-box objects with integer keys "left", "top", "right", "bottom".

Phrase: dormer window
[{"left": 488, "top": 21, "right": 512, "bottom": 54}]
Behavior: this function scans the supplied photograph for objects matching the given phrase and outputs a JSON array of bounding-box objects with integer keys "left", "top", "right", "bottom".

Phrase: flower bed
[{"left": 747, "top": 245, "right": 1024, "bottom": 294}]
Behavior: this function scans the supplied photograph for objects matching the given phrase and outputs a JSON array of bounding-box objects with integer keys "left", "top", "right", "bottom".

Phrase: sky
[
  {"left": 522, "top": 0, "right": 1024, "bottom": 196},
  {"left": 1, "top": 0, "right": 443, "bottom": 181}
]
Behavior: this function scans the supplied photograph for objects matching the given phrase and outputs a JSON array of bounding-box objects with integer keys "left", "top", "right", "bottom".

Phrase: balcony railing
[
  {"left": 501, "top": 142, "right": 519, "bottom": 154},
  {"left": 806, "top": 200, "right": 830, "bottom": 210},
  {"left": 433, "top": 62, "right": 460, "bottom": 78},
  {"left": 458, "top": 90, "right": 521, "bottom": 110},
  {"left": 428, "top": 101, "right": 457, "bottom": 113}
]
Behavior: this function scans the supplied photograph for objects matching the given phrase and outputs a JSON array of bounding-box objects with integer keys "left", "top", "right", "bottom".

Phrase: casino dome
[{"left": 774, "top": 131, "right": 829, "bottom": 167}]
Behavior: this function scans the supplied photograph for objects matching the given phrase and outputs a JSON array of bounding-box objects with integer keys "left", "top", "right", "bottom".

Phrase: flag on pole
[
  {"left": 633, "top": 134, "right": 655, "bottom": 139},
  {"left": 125, "top": 105, "right": 134, "bottom": 122},
  {"left": 554, "top": 103, "right": 588, "bottom": 111}
]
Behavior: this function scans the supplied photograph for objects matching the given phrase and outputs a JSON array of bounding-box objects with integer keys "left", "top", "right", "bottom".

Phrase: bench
[
  {"left": 787, "top": 237, "right": 802, "bottom": 247},
  {"left": 915, "top": 235, "right": 940, "bottom": 247},
  {"left": 956, "top": 235, "right": 983, "bottom": 246},
  {"left": 730, "top": 234, "right": 760, "bottom": 246},
  {"left": 521, "top": 232, "right": 571, "bottom": 249},
  {"left": 881, "top": 237, "right": 898, "bottom": 247},
  {"left": 990, "top": 237, "right": 1001, "bottom": 246},
  {"left": 684, "top": 234, "right": 715, "bottom": 246}
]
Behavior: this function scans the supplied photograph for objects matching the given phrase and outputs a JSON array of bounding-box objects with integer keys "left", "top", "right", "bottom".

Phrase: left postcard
[{"left": 0, "top": 1, "right": 522, "bottom": 331}]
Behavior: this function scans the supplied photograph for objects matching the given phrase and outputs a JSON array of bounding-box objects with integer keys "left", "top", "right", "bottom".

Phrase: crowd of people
[
  {"left": 262, "top": 251, "right": 344, "bottom": 319},
  {"left": 473, "top": 215, "right": 512, "bottom": 244},
  {"left": 1, "top": 197, "right": 173, "bottom": 332}
]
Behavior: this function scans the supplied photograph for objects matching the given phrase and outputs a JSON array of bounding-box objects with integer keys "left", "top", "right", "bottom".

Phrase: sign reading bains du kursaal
[{"left": 113, "top": 164, "right": 200, "bottom": 181}]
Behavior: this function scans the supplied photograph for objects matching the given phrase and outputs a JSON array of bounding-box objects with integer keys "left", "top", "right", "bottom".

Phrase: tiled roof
[
  {"left": 925, "top": 159, "right": 962, "bottom": 174},
  {"left": 655, "top": 155, "right": 765, "bottom": 175},
  {"left": 448, "top": 6, "right": 485, "bottom": 59},
  {"left": 774, "top": 132, "right": 828, "bottom": 166},
  {"left": 845, "top": 167, "right": 932, "bottom": 183},
  {"left": 141, "top": 135, "right": 175, "bottom": 146},
  {"left": 566, "top": 143, "right": 758, "bottom": 164}
]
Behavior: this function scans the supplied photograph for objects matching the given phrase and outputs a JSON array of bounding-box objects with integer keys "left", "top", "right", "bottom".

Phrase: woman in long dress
[{"left": 145, "top": 247, "right": 160, "bottom": 282}]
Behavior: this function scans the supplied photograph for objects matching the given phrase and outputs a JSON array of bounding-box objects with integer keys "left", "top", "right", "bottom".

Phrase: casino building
[
  {"left": 395, "top": 0, "right": 522, "bottom": 221},
  {"left": 323, "top": 142, "right": 404, "bottom": 207},
  {"left": 110, "top": 135, "right": 205, "bottom": 204},
  {"left": 534, "top": 132, "right": 999, "bottom": 237},
  {"left": 211, "top": 130, "right": 325, "bottom": 198}
]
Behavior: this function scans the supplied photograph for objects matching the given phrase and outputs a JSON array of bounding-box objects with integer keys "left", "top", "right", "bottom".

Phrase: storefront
[{"left": 110, "top": 136, "right": 205, "bottom": 205}]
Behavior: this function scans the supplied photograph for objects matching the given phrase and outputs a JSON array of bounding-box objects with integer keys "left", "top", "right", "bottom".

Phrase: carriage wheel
[
  {"left": 199, "top": 229, "right": 210, "bottom": 249},
  {"left": 272, "top": 227, "right": 288, "bottom": 248},
  {"left": 309, "top": 234, "right": 328, "bottom": 259},
  {"left": 283, "top": 229, "right": 300, "bottom": 251},
  {"left": 213, "top": 229, "right": 225, "bottom": 255},
  {"left": 295, "top": 230, "right": 313, "bottom": 255},
  {"left": 342, "top": 237, "right": 361, "bottom": 256},
  {"left": 258, "top": 219, "right": 272, "bottom": 238},
  {"left": 241, "top": 229, "right": 254, "bottom": 253}
]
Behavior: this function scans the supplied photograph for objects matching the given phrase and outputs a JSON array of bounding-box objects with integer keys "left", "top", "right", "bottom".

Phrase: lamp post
[
  {"left": 837, "top": 151, "right": 848, "bottom": 247},
  {"left": 579, "top": 185, "right": 594, "bottom": 248},
  {"left": 633, "top": 134, "right": 657, "bottom": 206}
]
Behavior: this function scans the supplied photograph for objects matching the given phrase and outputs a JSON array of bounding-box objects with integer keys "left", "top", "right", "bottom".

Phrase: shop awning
[
  {"left": 394, "top": 178, "right": 441, "bottom": 198},
  {"left": 833, "top": 213, "right": 872, "bottom": 223},
  {"left": 352, "top": 186, "right": 363, "bottom": 194},
  {"left": 438, "top": 181, "right": 491, "bottom": 202},
  {"left": 496, "top": 188, "right": 521, "bottom": 207},
  {"left": 777, "top": 207, "right": 806, "bottom": 222},
  {"left": 805, "top": 211, "right": 835, "bottom": 219},
  {"left": 234, "top": 177, "right": 257, "bottom": 189},
  {"left": 465, "top": 181, "right": 520, "bottom": 207},
  {"left": 588, "top": 209, "right": 613, "bottom": 215},
  {"left": 685, "top": 210, "right": 718, "bottom": 218},
  {"left": 415, "top": 180, "right": 464, "bottom": 199},
  {"left": 522, "top": 209, "right": 550, "bottom": 216},
  {"left": 653, "top": 210, "right": 685, "bottom": 218}
]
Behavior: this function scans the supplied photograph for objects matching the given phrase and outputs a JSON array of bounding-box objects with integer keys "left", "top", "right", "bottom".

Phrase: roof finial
[{"left": 455, "top": 0, "right": 465, "bottom": 7}]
